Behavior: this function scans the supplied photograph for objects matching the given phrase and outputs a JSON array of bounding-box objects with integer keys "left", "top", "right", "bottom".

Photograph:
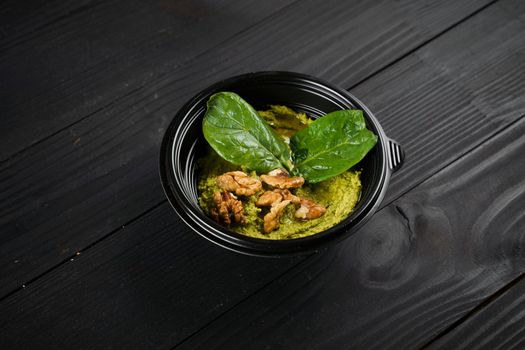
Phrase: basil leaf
[
  {"left": 290, "top": 110, "right": 377, "bottom": 183},
  {"left": 202, "top": 92, "right": 294, "bottom": 173}
]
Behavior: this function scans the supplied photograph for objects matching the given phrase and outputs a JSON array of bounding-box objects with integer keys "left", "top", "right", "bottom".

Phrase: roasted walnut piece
[
  {"left": 255, "top": 190, "right": 284, "bottom": 207},
  {"left": 294, "top": 198, "right": 326, "bottom": 220},
  {"left": 260, "top": 169, "right": 304, "bottom": 189},
  {"left": 256, "top": 188, "right": 326, "bottom": 227},
  {"left": 263, "top": 199, "right": 291, "bottom": 234},
  {"left": 210, "top": 191, "right": 246, "bottom": 225},
  {"left": 216, "top": 171, "right": 262, "bottom": 196}
]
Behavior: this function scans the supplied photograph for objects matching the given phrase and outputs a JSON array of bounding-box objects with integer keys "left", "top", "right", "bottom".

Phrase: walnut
[
  {"left": 280, "top": 189, "right": 301, "bottom": 204},
  {"left": 216, "top": 171, "right": 262, "bottom": 196},
  {"left": 211, "top": 191, "right": 246, "bottom": 225},
  {"left": 255, "top": 190, "right": 284, "bottom": 207},
  {"left": 256, "top": 189, "right": 299, "bottom": 206},
  {"left": 295, "top": 198, "right": 326, "bottom": 220},
  {"left": 260, "top": 169, "right": 304, "bottom": 189},
  {"left": 263, "top": 200, "right": 291, "bottom": 234},
  {"left": 256, "top": 189, "right": 325, "bottom": 221}
]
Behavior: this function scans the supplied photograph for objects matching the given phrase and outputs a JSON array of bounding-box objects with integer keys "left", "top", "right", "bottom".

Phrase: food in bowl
[
  {"left": 160, "top": 71, "right": 404, "bottom": 255},
  {"left": 197, "top": 91, "right": 377, "bottom": 239}
]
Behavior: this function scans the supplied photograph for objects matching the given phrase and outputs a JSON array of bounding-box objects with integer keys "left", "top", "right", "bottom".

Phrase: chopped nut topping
[
  {"left": 279, "top": 189, "right": 301, "bottom": 204},
  {"left": 260, "top": 169, "right": 304, "bottom": 189},
  {"left": 263, "top": 200, "right": 291, "bottom": 234},
  {"left": 256, "top": 189, "right": 326, "bottom": 222},
  {"left": 255, "top": 190, "right": 284, "bottom": 207},
  {"left": 211, "top": 191, "right": 246, "bottom": 225},
  {"left": 295, "top": 198, "right": 326, "bottom": 220},
  {"left": 255, "top": 189, "right": 297, "bottom": 205},
  {"left": 217, "top": 171, "right": 262, "bottom": 196}
]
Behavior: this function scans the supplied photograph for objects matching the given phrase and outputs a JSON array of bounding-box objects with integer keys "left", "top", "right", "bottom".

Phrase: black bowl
[{"left": 159, "top": 72, "right": 403, "bottom": 256}]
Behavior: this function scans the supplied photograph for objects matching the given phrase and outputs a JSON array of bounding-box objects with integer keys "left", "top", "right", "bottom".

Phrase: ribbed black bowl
[{"left": 159, "top": 72, "right": 403, "bottom": 256}]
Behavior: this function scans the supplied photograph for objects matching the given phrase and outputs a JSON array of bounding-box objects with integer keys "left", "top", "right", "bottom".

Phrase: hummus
[{"left": 197, "top": 106, "right": 362, "bottom": 240}]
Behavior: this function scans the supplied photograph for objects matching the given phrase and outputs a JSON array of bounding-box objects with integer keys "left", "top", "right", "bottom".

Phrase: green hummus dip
[{"left": 197, "top": 106, "right": 362, "bottom": 240}]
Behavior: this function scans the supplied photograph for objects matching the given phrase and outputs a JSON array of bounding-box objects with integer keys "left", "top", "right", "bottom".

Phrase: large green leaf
[
  {"left": 290, "top": 110, "right": 377, "bottom": 183},
  {"left": 202, "top": 92, "right": 294, "bottom": 173}
]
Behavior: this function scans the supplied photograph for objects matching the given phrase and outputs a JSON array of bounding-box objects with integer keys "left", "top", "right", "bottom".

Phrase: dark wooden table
[{"left": 1, "top": 0, "right": 525, "bottom": 349}]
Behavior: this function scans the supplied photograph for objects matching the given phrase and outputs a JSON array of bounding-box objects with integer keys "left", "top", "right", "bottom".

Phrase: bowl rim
[{"left": 159, "top": 71, "right": 392, "bottom": 256}]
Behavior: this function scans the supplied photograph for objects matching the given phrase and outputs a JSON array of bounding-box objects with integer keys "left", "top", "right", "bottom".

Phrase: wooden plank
[
  {"left": 0, "top": 0, "right": 494, "bottom": 297},
  {"left": 0, "top": 203, "right": 303, "bottom": 349},
  {"left": 0, "top": 0, "right": 100, "bottom": 42},
  {"left": 175, "top": 98, "right": 525, "bottom": 350},
  {"left": 0, "top": 1, "right": 523, "bottom": 349},
  {"left": 0, "top": 0, "right": 297, "bottom": 160},
  {"left": 429, "top": 275, "right": 525, "bottom": 350}
]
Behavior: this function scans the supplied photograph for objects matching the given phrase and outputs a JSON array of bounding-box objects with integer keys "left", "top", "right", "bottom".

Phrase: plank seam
[
  {"left": 168, "top": 257, "right": 310, "bottom": 350},
  {"left": 0, "top": 0, "right": 302, "bottom": 164},
  {"left": 0, "top": 0, "right": 108, "bottom": 51},
  {"left": 383, "top": 113, "right": 525, "bottom": 212},
  {"left": 346, "top": 0, "right": 499, "bottom": 91},
  {"left": 419, "top": 272, "right": 525, "bottom": 349},
  {"left": 0, "top": 83, "right": 146, "bottom": 166},
  {"left": 0, "top": 200, "right": 166, "bottom": 304}
]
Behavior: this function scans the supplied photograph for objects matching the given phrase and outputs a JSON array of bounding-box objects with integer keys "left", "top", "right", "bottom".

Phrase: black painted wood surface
[
  {"left": 177, "top": 113, "right": 525, "bottom": 350},
  {"left": 430, "top": 273, "right": 525, "bottom": 350},
  {"left": 0, "top": 0, "right": 493, "bottom": 297},
  {"left": 1, "top": 0, "right": 525, "bottom": 349}
]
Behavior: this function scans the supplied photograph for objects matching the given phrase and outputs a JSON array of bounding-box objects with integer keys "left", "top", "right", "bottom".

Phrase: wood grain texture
[
  {"left": 0, "top": 0, "right": 493, "bottom": 297},
  {"left": 0, "top": 0, "right": 100, "bottom": 42},
  {"left": 0, "top": 0, "right": 297, "bottom": 160},
  {"left": 0, "top": 0, "right": 492, "bottom": 160},
  {"left": 0, "top": 1, "right": 524, "bottom": 349},
  {"left": 430, "top": 275, "right": 525, "bottom": 350},
  {"left": 354, "top": 0, "right": 525, "bottom": 202},
  {"left": 175, "top": 97, "right": 525, "bottom": 350},
  {"left": 0, "top": 203, "right": 303, "bottom": 349}
]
